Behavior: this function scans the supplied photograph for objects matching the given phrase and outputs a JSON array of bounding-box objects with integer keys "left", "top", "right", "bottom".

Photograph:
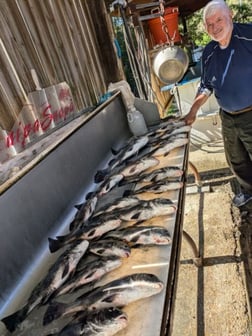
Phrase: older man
[{"left": 184, "top": 0, "right": 252, "bottom": 208}]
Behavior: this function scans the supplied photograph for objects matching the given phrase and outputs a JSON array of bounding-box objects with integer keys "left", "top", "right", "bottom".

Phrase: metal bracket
[{"left": 182, "top": 230, "right": 202, "bottom": 267}]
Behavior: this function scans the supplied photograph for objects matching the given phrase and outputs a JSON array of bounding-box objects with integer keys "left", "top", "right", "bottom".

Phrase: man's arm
[{"left": 183, "top": 93, "right": 209, "bottom": 125}]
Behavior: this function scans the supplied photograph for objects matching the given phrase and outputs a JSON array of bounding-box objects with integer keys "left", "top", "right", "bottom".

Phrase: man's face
[{"left": 205, "top": 9, "right": 233, "bottom": 45}]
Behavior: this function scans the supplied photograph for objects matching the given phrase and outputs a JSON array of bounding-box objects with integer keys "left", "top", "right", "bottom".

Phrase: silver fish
[
  {"left": 94, "top": 135, "right": 149, "bottom": 183},
  {"left": 120, "top": 166, "right": 183, "bottom": 186},
  {"left": 98, "top": 174, "right": 124, "bottom": 196},
  {"left": 43, "top": 273, "right": 163, "bottom": 325},
  {"left": 119, "top": 156, "right": 159, "bottom": 178},
  {"left": 124, "top": 180, "right": 183, "bottom": 196},
  {"left": 153, "top": 137, "right": 189, "bottom": 157},
  {"left": 138, "top": 166, "right": 184, "bottom": 182},
  {"left": 118, "top": 198, "right": 177, "bottom": 222},
  {"left": 56, "top": 256, "right": 122, "bottom": 297},
  {"left": 94, "top": 156, "right": 159, "bottom": 197},
  {"left": 106, "top": 226, "right": 172, "bottom": 246},
  {"left": 2, "top": 240, "right": 89, "bottom": 333},
  {"left": 51, "top": 307, "right": 128, "bottom": 336},
  {"left": 111, "top": 135, "right": 149, "bottom": 168},
  {"left": 93, "top": 196, "right": 140, "bottom": 217},
  {"left": 70, "top": 195, "right": 98, "bottom": 231},
  {"left": 48, "top": 214, "right": 122, "bottom": 253},
  {"left": 89, "top": 239, "right": 131, "bottom": 258}
]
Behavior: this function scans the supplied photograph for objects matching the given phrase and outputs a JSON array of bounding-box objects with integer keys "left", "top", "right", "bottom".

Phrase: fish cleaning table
[{"left": 0, "top": 92, "right": 191, "bottom": 336}]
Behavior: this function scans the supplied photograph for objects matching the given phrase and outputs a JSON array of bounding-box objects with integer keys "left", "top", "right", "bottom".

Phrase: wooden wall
[{"left": 0, "top": 0, "right": 124, "bottom": 131}]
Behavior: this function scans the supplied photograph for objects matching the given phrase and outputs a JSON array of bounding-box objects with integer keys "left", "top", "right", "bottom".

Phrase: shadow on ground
[{"left": 185, "top": 167, "right": 252, "bottom": 335}]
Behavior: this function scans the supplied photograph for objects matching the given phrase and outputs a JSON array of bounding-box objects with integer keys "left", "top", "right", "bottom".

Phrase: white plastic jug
[{"left": 127, "top": 107, "right": 148, "bottom": 136}]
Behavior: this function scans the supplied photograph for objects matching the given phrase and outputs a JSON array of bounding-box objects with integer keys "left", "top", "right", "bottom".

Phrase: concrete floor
[{"left": 171, "top": 145, "right": 252, "bottom": 336}]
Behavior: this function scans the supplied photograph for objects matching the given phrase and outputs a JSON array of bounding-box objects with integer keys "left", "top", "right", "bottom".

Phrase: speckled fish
[
  {"left": 94, "top": 135, "right": 149, "bottom": 183},
  {"left": 55, "top": 256, "right": 122, "bottom": 297},
  {"left": 48, "top": 214, "right": 122, "bottom": 253},
  {"left": 93, "top": 196, "right": 140, "bottom": 217},
  {"left": 89, "top": 238, "right": 131, "bottom": 258},
  {"left": 43, "top": 273, "right": 163, "bottom": 325},
  {"left": 97, "top": 174, "right": 124, "bottom": 196},
  {"left": 105, "top": 226, "right": 172, "bottom": 246},
  {"left": 93, "top": 156, "right": 159, "bottom": 197},
  {"left": 147, "top": 119, "right": 186, "bottom": 137},
  {"left": 69, "top": 195, "right": 98, "bottom": 232},
  {"left": 118, "top": 198, "right": 177, "bottom": 222},
  {"left": 167, "top": 124, "right": 191, "bottom": 136},
  {"left": 119, "top": 156, "right": 159, "bottom": 178},
  {"left": 152, "top": 137, "right": 189, "bottom": 157},
  {"left": 124, "top": 180, "right": 183, "bottom": 196},
  {"left": 47, "top": 307, "right": 128, "bottom": 336},
  {"left": 119, "top": 166, "right": 183, "bottom": 186},
  {"left": 2, "top": 240, "right": 89, "bottom": 333}
]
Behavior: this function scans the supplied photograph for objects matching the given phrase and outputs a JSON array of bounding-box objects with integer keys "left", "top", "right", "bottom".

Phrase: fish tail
[
  {"left": 1, "top": 305, "right": 29, "bottom": 332},
  {"left": 85, "top": 191, "right": 95, "bottom": 200},
  {"left": 74, "top": 203, "right": 83, "bottom": 210},
  {"left": 48, "top": 237, "right": 64, "bottom": 253},
  {"left": 94, "top": 169, "right": 108, "bottom": 183},
  {"left": 123, "top": 189, "right": 133, "bottom": 197},
  {"left": 43, "top": 301, "right": 68, "bottom": 326}
]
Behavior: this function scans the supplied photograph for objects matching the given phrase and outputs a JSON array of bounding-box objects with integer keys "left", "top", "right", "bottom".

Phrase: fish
[
  {"left": 123, "top": 180, "right": 183, "bottom": 196},
  {"left": 1, "top": 239, "right": 89, "bottom": 332},
  {"left": 167, "top": 124, "right": 191, "bottom": 136},
  {"left": 48, "top": 214, "right": 122, "bottom": 253},
  {"left": 93, "top": 196, "right": 140, "bottom": 217},
  {"left": 118, "top": 198, "right": 177, "bottom": 222},
  {"left": 69, "top": 195, "right": 98, "bottom": 232},
  {"left": 119, "top": 156, "right": 159, "bottom": 178},
  {"left": 43, "top": 273, "right": 163, "bottom": 325},
  {"left": 105, "top": 226, "right": 172, "bottom": 246},
  {"left": 94, "top": 135, "right": 149, "bottom": 182},
  {"left": 47, "top": 307, "right": 128, "bottom": 336},
  {"left": 88, "top": 156, "right": 159, "bottom": 200},
  {"left": 147, "top": 119, "right": 186, "bottom": 137},
  {"left": 89, "top": 238, "right": 131, "bottom": 258},
  {"left": 152, "top": 137, "right": 189, "bottom": 157},
  {"left": 97, "top": 174, "right": 124, "bottom": 196},
  {"left": 119, "top": 166, "right": 184, "bottom": 186},
  {"left": 55, "top": 256, "right": 122, "bottom": 297}
]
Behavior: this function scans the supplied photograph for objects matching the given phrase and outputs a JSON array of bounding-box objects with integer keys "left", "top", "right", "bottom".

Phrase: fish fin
[
  {"left": 62, "top": 263, "right": 70, "bottom": 279},
  {"left": 108, "top": 157, "right": 117, "bottom": 166},
  {"left": 74, "top": 203, "right": 84, "bottom": 210},
  {"left": 123, "top": 190, "right": 132, "bottom": 197},
  {"left": 48, "top": 237, "right": 63, "bottom": 253},
  {"left": 43, "top": 301, "right": 68, "bottom": 326},
  {"left": 85, "top": 191, "right": 95, "bottom": 200},
  {"left": 94, "top": 169, "right": 109, "bottom": 183},
  {"left": 110, "top": 147, "right": 119, "bottom": 155},
  {"left": 1, "top": 305, "right": 29, "bottom": 332}
]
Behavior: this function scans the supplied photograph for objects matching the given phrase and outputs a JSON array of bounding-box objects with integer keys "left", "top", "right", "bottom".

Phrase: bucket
[{"left": 148, "top": 7, "right": 181, "bottom": 45}]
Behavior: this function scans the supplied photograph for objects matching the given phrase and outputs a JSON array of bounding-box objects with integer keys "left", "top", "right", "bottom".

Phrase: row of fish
[{"left": 1, "top": 117, "right": 190, "bottom": 335}]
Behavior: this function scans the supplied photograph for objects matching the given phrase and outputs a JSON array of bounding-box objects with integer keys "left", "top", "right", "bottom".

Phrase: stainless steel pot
[{"left": 153, "top": 46, "right": 189, "bottom": 84}]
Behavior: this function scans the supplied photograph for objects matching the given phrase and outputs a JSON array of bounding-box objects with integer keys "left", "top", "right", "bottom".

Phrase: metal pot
[{"left": 153, "top": 46, "right": 189, "bottom": 84}]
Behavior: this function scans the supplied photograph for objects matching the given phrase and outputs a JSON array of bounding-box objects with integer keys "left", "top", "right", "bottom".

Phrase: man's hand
[
  {"left": 182, "top": 93, "right": 209, "bottom": 125},
  {"left": 183, "top": 110, "right": 197, "bottom": 125}
]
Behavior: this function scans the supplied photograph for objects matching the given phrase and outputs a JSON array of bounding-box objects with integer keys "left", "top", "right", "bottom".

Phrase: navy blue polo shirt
[{"left": 198, "top": 23, "right": 252, "bottom": 113}]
